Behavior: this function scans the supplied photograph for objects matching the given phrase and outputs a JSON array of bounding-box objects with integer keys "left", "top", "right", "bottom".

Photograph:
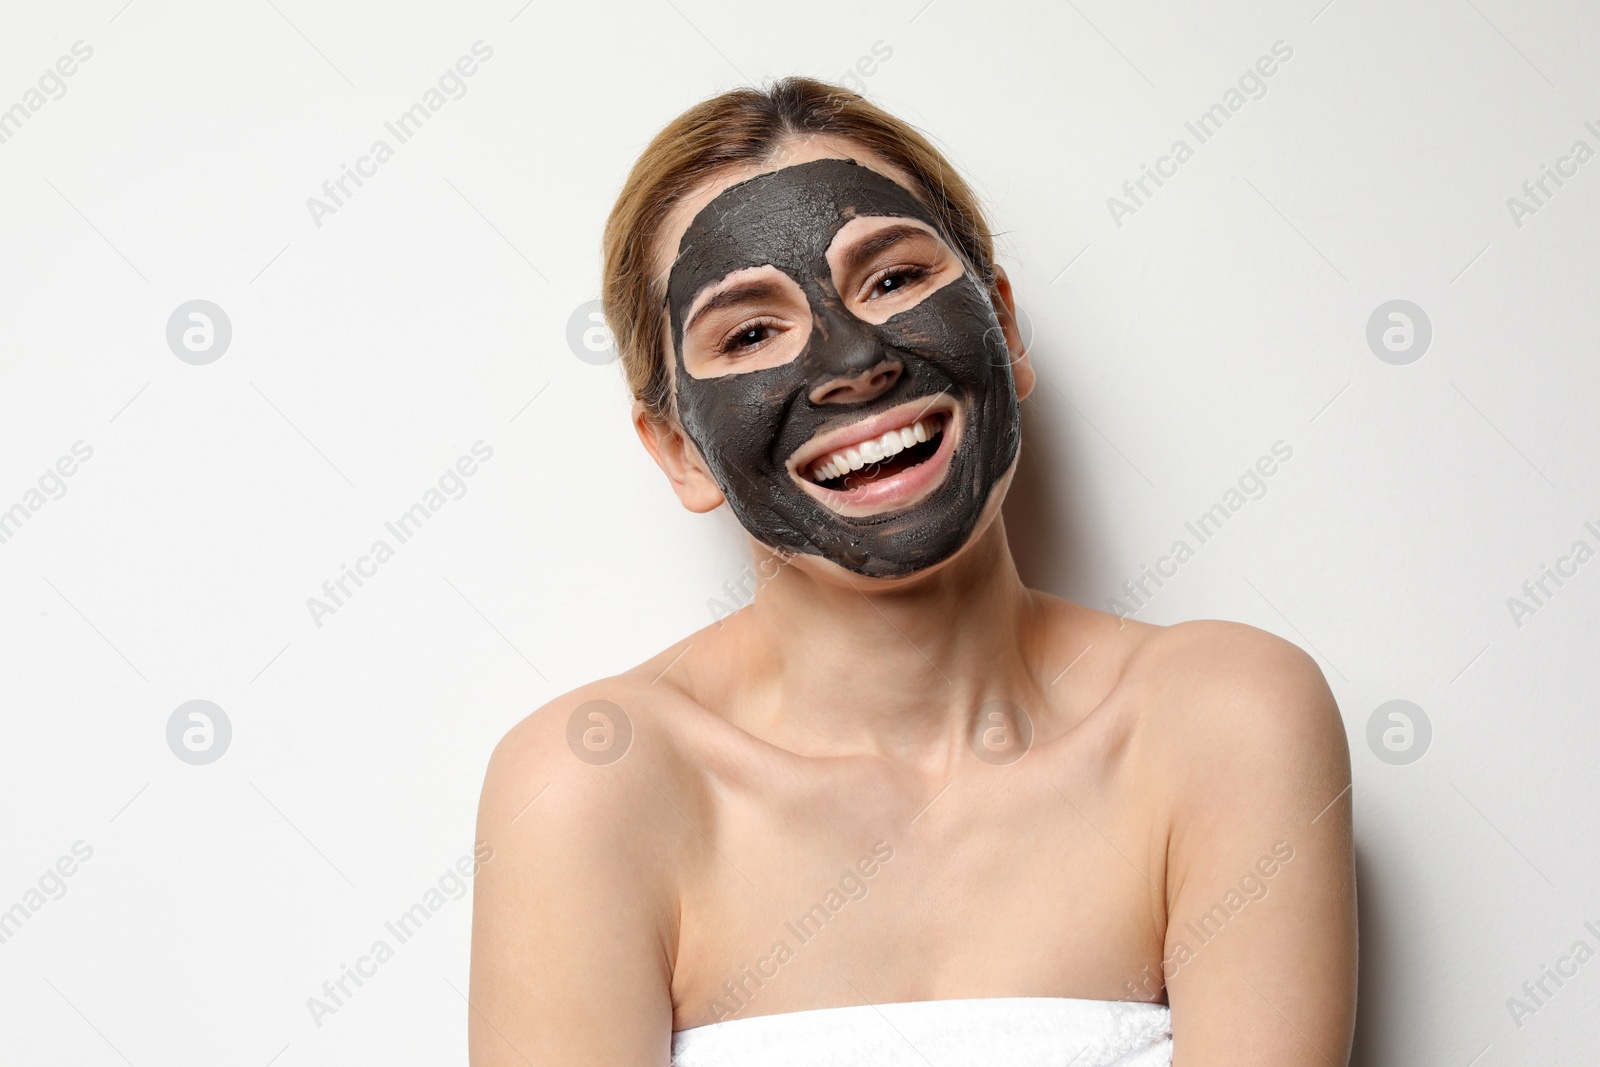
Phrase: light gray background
[{"left": 2, "top": 0, "right": 1596, "bottom": 1064}]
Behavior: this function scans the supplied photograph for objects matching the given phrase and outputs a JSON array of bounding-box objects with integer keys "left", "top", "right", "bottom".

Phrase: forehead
[
  {"left": 681, "top": 159, "right": 932, "bottom": 276},
  {"left": 652, "top": 139, "right": 933, "bottom": 286}
]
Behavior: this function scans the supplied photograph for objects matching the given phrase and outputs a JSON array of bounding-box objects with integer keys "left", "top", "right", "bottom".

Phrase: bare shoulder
[
  {"left": 1118, "top": 618, "right": 1351, "bottom": 829},
  {"left": 474, "top": 636, "right": 728, "bottom": 934},
  {"left": 469, "top": 644, "right": 710, "bottom": 1060},
  {"left": 476, "top": 646, "right": 704, "bottom": 856},
  {"left": 1027, "top": 598, "right": 1345, "bottom": 780},
  {"left": 1116, "top": 621, "right": 1358, "bottom": 1062},
  {"left": 1128, "top": 618, "right": 1343, "bottom": 737},
  {"left": 1125, "top": 614, "right": 1329, "bottom": 685}
]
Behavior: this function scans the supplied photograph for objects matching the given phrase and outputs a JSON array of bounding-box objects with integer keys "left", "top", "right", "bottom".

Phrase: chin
[{"left": 769, "top": 455, "right": 1020, "bottom": 591}]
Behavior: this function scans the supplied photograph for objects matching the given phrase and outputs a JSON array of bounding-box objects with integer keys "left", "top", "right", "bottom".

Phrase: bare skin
[{"left": 470, "top": 135, "right": 1356, "bottom": 1067}]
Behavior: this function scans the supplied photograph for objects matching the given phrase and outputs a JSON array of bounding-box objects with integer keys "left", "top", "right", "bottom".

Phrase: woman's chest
[{"left": 667, "top": 758, "right": 1168, "bottom": 1028}]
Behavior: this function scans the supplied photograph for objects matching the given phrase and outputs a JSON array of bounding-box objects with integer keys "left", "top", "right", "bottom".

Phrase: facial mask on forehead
[{"left": 666, "top": 157, "right": 1020, "bottom": 579}]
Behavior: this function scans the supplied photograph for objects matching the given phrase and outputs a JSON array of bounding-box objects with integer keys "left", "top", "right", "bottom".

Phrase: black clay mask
[{"left": 666, "top": 157, "right": 1020, "bottom": 579}]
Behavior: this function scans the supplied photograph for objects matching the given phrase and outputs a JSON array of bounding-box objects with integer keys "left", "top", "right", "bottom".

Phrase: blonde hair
[{"left": 601, "top": 76, "right": 998, "bottom": 421}]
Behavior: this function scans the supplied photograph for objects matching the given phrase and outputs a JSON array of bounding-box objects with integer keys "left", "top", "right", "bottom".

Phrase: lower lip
[{"left": 795, "top": 414, "right": 958, "bottom": 516}]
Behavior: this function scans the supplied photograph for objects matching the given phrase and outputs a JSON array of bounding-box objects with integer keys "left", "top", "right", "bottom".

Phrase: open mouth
[
  {"left": 805, "top": 413, "right": 947, "bottom": 491},
  {"left": 786, "top": 398, "right": 959, "bottom": 517}
]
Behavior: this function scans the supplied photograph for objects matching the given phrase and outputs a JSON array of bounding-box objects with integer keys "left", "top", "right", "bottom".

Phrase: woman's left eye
[{"left": 866, "top": 265, "right": 929, "bottom": 299}]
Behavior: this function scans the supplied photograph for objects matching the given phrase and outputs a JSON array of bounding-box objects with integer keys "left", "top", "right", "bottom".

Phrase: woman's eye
[
  {"left": 867, "top": 266, "right": 929, "bottom": 300},
  {"left": 719, "top": 321, "right": 775, "bottom": 354}
]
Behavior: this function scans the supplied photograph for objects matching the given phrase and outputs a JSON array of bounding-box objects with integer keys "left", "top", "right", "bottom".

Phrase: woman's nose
[
  {"left": 806, "top": 300, "right": 903, "bottom": 405},
  {"left": 808, "top": 358, "right": 904, "bottom": 405}
]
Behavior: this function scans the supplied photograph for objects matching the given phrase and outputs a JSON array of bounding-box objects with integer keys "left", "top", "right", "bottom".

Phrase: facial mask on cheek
[{"left": 666, "top": 157, "right": 1020, "bottom": 579}]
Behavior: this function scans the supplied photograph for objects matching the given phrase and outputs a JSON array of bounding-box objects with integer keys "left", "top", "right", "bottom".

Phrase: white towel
[{"left": 671, "top": 995, "right": 1172, "bottom": 1067}]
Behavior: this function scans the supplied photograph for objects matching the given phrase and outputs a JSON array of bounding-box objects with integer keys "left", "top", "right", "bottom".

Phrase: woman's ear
[
  {"left": 632, "top": 401, "right": 726, "bottom": 513},
  {"left": 991, "top": 264, "right": 1036, "bottom": 402}
]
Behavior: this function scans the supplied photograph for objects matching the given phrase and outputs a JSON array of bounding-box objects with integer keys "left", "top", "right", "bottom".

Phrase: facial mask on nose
[{"left": 666, "top": 157, "right": 1020, "bottom": 578}]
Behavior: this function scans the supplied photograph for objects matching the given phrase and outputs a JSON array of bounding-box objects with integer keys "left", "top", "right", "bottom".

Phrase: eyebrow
[
  {"left": 683, "top": 278, "right": 788, "bottom": 335},
  {"left": 838, "top": 222, "right": 936, "bottom": 275},
  {"left": 680, "top": 223, "right": 939, "bottom": 332}
]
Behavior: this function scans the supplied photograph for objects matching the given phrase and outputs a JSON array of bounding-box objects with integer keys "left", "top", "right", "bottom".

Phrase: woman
[{"left": 470, "top": 77, "right": 1356, "bottom": 1066}]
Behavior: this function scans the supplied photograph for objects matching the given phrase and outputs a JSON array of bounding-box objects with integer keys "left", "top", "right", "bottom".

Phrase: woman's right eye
[{"left": 719, "top": 319, "right": 778, "bottom": 354}]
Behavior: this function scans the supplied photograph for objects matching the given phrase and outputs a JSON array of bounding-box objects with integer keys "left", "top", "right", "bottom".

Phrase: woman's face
[{"left": 650, "top": 138, "right": 1027, "bottom": 580}]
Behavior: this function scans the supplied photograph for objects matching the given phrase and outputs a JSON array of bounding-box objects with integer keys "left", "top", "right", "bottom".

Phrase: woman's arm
[
  {"left": 1155, "top": 622, "right": 1358, "bottom": 1066},
  {"left": 469, "top": 690, "right": 679, "bottom": 1066}
]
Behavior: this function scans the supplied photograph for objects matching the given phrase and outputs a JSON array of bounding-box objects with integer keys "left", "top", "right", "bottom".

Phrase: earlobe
[
  {"left": 632, "top": 401, "right": 726, "bottom": 514},
  {"left": 991, "top": 265, "right": 1036, "bottom": 402},
  {"left": 1012, "top": 349, "right": 1037, "bottom": 403}
]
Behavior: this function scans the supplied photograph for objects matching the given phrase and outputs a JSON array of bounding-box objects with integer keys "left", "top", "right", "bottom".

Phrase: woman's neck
[{"left": 708, "top": 518, "right": 1047, "bottom": 769}]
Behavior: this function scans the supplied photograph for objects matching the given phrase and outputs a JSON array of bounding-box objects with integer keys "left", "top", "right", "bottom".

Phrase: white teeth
[{"left": 807, "top": 415, "right": 943, "bottom": 485}]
